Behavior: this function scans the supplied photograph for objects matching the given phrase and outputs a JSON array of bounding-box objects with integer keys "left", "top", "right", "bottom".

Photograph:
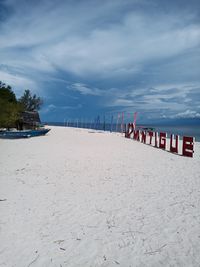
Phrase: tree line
[{"left": 0, "top": 81, "right": 43, "bottom": 129}]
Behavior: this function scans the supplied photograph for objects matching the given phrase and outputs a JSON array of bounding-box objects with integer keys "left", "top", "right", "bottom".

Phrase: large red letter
[
  {"left": 182, "top": 136, "right": 194, "bottom": 158},
  {"left": 141, "top": 131, "right": 146, "bottom": 143},
  {"left": 159, "top": 132, "right": 166, "bottom": 149},
  {"left": 148, "top": 131, "right": 153, "bottom": 145},
  {"left": 125, "top": 123, "right": 133, "bottom": 138},
  {"left": 170, "top": 134, "right": 179, "bottom": 153},
  {"left": 155, "top": 132, "right": 158, "bottom": 147},
  {"left": 133, "top": 130, "right": 140, "bottom": 141}
]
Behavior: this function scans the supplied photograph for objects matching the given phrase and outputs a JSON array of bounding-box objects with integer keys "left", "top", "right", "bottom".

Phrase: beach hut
[{"left": 17, "top": 111, "right": 41, "bottom": 130}]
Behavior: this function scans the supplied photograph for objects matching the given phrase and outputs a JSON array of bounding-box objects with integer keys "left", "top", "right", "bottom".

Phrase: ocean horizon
[{"left": 45, "top": 122, "right": 200, "bottom": 142}]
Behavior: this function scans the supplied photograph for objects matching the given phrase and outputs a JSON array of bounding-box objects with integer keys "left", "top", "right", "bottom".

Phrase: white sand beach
[{"left": 0, "top": 126, "right": 200, "bottom": 267}]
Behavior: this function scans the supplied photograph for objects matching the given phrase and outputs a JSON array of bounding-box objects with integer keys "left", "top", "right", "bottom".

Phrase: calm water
[
  {"left": 151, "top": 125, "right": 200, "bottom": 141},
  {"left": 46, "top": 122, "right": 200, "bottom": 141}
]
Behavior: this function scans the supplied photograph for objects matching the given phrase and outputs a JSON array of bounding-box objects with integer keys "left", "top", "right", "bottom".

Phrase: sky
[{"left": 0, "top": 0, "right": 200, "bottom": 123}]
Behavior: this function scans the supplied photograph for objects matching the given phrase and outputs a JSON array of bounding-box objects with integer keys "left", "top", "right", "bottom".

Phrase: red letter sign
[
  {"left": 133, "top": 130, "right": 140, "bottom": 141},
  {"left": 170, "top": 134, "right": 179, "bottom": 153},
  {"left": 182, "top": 136, "right": 194, "bottom": 158},
  {"left": 154, "top": 132, "right": 158, "bottom": 147},
  {"left": 159, "top": 132, "right": 166, "bottom": 149},
  {"left": 141, "top": 131, "right": 146, "bottom": 143},
  {"left": 125, "top": 123, "right": 133, "bottom": 138},
  {"left": 148, "top": 131, "right": 153, "bottom": 145},
  {"left": 124, "top": 122, "right": 195, "bottom": 157}
]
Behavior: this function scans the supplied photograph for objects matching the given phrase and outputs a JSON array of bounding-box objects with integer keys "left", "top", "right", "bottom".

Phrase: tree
[
  {"left": 0, "top": 83, "right": 43, "bottom": 129},
  {"left": 0, "top": 81, "right": 22, "bottom": 129},
  {"left": 0, "top": 81, "right": 17, "bottom": 103},
  {"left": 18, "top": 89, "right": 43, "bottom": 111}
]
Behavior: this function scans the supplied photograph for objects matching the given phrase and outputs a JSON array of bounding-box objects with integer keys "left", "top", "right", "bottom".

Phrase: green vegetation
[
  {"left": 19, "top": 89, "right": 43, "bottom": 112},
  {"left": 0, "top": 81, "right": 43, "bottom": 129}
]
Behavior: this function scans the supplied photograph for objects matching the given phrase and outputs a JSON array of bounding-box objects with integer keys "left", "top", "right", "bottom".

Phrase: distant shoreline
[{"left": 44, "top": 122, "right": 200, "bottom": 141}]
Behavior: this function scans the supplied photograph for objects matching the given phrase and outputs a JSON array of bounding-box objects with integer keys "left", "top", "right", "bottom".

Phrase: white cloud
[
  {"left": 40, "top": 104, "right": 56, "bottom": 114},
  {"left": 47, "top": 15, "right": 200, "bottom": 77},
  {"left": 0, "top": 0, "right": 200, "bottom": 120},
  {"left": 0, "top": 70, "right": 37, "bottom": 96},
  {"left": 40, "top": 103, "right": 82, "bottom": 114},
  {"left": 169, "top": 110, "right": 200, "bottom": 119},
  {"left": 69, "top": 83, "right": 103, "bottom": 96},
  {"left": 112, "top": 99, "right": 134, "bottom": 106},
  {"left": 0, "top": 1, "right": 200, "bottom": 79},
  {"left": 104, "top": 82, "right": 200, "bottom": 120}
]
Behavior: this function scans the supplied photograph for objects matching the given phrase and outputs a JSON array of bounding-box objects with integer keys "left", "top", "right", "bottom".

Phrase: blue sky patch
[{"left": 0, "top": 0, "right": 200, "bottom": 123}]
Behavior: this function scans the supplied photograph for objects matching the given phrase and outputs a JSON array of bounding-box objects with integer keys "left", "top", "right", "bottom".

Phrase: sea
[
  {"left": 46, "top": 122, "right": 200, "bottom": 142},
  {"left": 150, "top": 125, "right": 200, "bottom": 142}
]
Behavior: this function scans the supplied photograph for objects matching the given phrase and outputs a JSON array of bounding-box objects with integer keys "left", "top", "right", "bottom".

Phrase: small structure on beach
[{"left": 17, "top": 111, "right": 41, "bottom": 130}]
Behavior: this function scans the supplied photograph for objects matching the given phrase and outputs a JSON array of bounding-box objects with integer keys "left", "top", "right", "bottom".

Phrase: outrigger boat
[{"left": 0, "top": 128, "right": 50, "bottom": 139}]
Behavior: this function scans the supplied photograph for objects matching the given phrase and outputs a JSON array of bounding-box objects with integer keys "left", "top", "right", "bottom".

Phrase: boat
[
  {"left": 137, "top": 126, "right": 155, "bottom": 131},
  {"left": 140, "top": 127, "right": 155, "bottom": 131},
  {"left": 0, "top": 128, "right": 50, "bottom": 139}
]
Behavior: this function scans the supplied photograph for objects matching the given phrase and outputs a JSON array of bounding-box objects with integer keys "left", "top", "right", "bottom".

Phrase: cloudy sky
[{"left": 0, "top": 0, "right": 200, "bottom": 123}]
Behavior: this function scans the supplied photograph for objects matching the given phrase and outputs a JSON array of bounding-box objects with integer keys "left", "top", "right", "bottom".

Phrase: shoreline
[
  {"left": 46, "top": 123, "right": 200, "bottom": 142},
  {"left": 47, "top": 125, "right": 200, "bottom": 158}
]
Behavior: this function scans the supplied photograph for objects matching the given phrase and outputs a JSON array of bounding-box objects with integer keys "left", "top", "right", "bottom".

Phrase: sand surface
[{"left": 0, "top": 126, "right": 200, "bottom": 267}]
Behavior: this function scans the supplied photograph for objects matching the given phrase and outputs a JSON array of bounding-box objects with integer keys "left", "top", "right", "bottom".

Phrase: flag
[
  {"left": 133, "top": 112, "right": 138, "bottom": 130},
  {"left": 116, "top": 113, "right": 120, "bottom": 132},
  {"left": 121, "top": 112, "right": 124, "bottom": 133},
  {"left": 110, "top": 115, "right": 113, "bottom": 132}
]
